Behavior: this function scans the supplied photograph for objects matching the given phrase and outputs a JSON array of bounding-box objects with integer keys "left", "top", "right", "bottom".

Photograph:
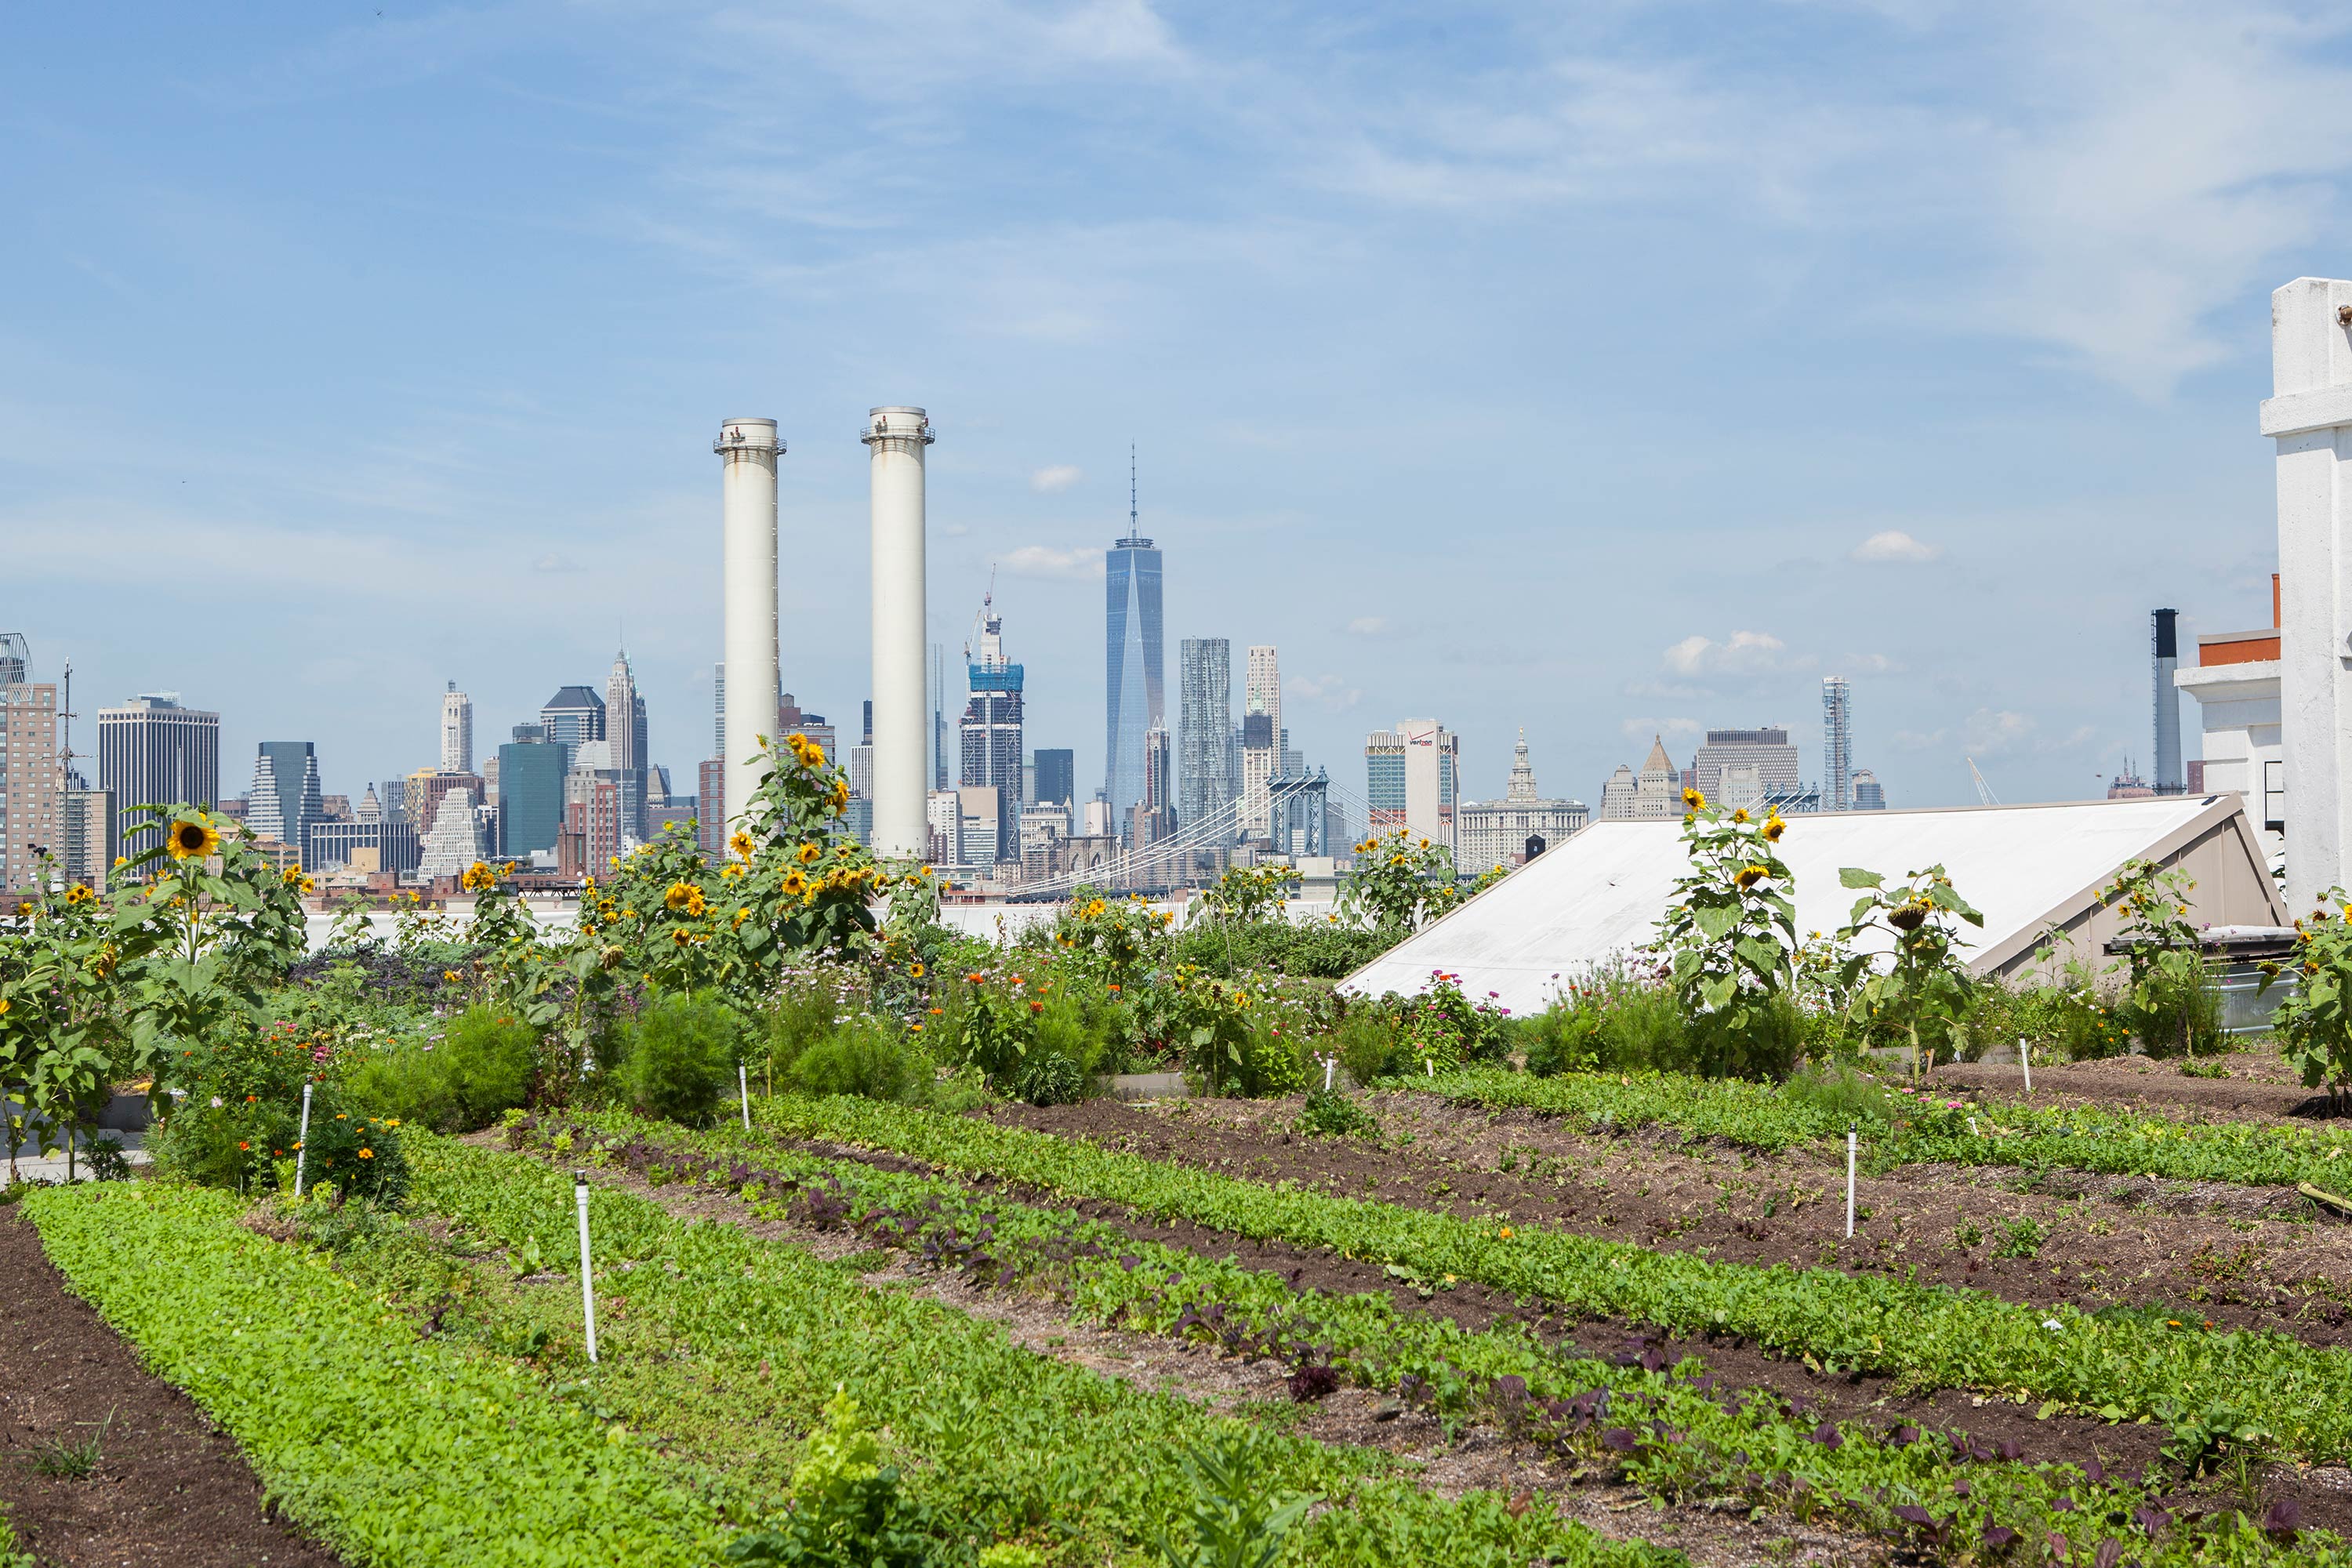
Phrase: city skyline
[{"left": 6, "top": 5, "right": 2331, "bottom": 815}]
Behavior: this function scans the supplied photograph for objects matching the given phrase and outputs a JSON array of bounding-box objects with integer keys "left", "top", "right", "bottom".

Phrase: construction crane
[{"left": 1966, "top": 757, "right": 1999, "bottom": 807}]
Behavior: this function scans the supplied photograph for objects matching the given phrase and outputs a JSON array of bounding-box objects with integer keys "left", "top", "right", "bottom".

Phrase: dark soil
[
  {"left": 0, "top": 1207, "right": 347, "bottom": 1568},
  {"left": 986, "top": 1093, "right": 2352, "bottom": 1351}
]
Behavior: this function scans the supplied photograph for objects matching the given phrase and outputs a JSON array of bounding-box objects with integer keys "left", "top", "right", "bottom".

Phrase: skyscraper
[
  {"left": 1693, "top": 728, "right": 1802, "bottom": 811},
  {"left": 1178, "top": 638, "right": 1232, "bottom": 837},
  {"left": 1032, "top": 748, "right": 1075, "bottom": 808},
  {"left": 441, "top": 682, "right": 474, "bottom": 774},
  {"left": 713, "top": 662, "right": 726, "bottom": 762},
  {"left": 1821, "top": 677, "right": 1853, "bottom": 812},
  {"left": 99, "top": 694, "right": 219, "bottom": 861},
  {"left": 1365, "top": 719, "right": 1460, "bottom": 849},
  {"left": 958, "top": 593, "right": 1024, "bottom": 861},
  {"left": 540, "top": 685, "right": 606, "bottom": 765},
  {"left": 499, "top": 738, "right": 568, "bottom": 858},
  {"left": 248, "top": 742, "right": 325, "bottom": 859},
  {"left": 1241, "top": 644, "right": 1279, "bottom": 837},
  {"left": 1136, "top": 724, "right": 1176, "bottom": 849},
  {"left": 1103, "top": 452, "right": 1164, "bottom": 837},
  {"left": 0, "top": 635, "right": 60, "bottom": 891},
  {"left": 606, "top": 648, "right": 649, "bottom": 838}
]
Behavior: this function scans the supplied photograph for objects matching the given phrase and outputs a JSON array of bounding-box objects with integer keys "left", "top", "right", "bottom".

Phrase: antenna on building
[
  {"left": 59, "top": 659, "right": 74, "bottom": 789},
  {"left": 1130, "top": 443, "right": 1138, "bottom": 533}
]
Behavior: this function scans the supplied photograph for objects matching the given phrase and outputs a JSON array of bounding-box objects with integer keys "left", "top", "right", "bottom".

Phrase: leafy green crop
[
  {"left": 401, "top": 1134, "right": 1675, "bottom": 1568},
  {"left": 23, "top": 1182, "right": 725, "bottom": 1566},
  {"left": 534, "top": 1107, "right": 2339, "bottom": 1565},
  {"left": 749, "top": 1093, "right": 2352, "bottom": 1461},
  {"left": 1418, "top": 1065, "right": 2352, "bottom": 1190}
]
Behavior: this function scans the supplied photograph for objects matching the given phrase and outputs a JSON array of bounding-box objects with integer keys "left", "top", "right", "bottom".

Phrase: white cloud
[
  {"left": 1964, "top": 707, "right": 2037, "bottom": 757},
  {"left": 1029, "top": 464, "right": 1083, "bottom": 493},
  {"left": 1663, "top": 630, "right": 1799, "bottom": 678},
  {"left": 1891, "top": 728, "right": 1949, "bottom": 752},
  {"left": 1285, "top": 673, "right": 1361, "bottom": 710},
  {"left": 1851, "top": 530, "right": 1940, "bottom": 564},
  {"left": 1000, "top": 544, "right": 1102, "bottom": 579},
  {"left": 1345, "top": 615, "right": 1388, "bottom": 636}
]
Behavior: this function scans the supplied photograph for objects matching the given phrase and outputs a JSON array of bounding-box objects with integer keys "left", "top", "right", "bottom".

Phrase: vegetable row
[
  {"left": 535, "top": 1107, "right": 2325, "bottom": 1565},
  {"left": 751, "top": 1091, "right": 2352, "bottom": 1460}
]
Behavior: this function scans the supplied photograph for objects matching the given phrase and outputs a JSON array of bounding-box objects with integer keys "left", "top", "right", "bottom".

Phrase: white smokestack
[
  {"left": 715, "top": 418, "right": 782, "bottom": 834},
  {"left": 863, "top": 406, "right": 933, "bottom": 859}
]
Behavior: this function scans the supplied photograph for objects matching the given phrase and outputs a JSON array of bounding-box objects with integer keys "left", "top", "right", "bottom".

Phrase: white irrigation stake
[
  {"left": 2019, "top": 1036, "right": 2032, "bottom": 1094},
  {"left": 1425, "top": 1058, "right": 1434, "bottom": 1078},
  {"left": 292, "top": 1082, "right": 314, "bottom": 1198},
  {"left": 1846, "top": 1120, "right": 1857, "bottom": 1239},
  {"left": 739, "top": 1062, "right": 752, "bottom": 1131},
  {"left": 1323, "top": 1056, "right": 1336, "bottom": 1093},
  {"left": 574, "top": 1170, "right": 599, "bottom": 1364}
]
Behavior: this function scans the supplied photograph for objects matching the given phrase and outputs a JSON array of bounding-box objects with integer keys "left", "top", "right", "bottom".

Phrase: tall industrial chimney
[
  {"left": 2151, "top": 608, "right": 2182, "bottom": 795},
  {"left": 864, "top": 407, "right": 934, "bottom": 859},
  {"left": 715, "top": 418, "right": 782, "bottom": 834}
]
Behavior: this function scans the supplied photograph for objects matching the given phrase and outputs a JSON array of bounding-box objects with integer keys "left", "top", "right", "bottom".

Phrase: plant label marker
[
  {"left": 293, "top": 1082, "right": 314, "bottom": 1198},
  {"left": 1846, "top": 1121, "right": 1857, "bottom": 1239},
  {"left": 1425, "top": 1058, "right": 1434, "bottom": 1078},
  {"left": 574, "top": 1171, "right": 599, "bottom": 1364},
  {"left": 1323, "top": 1057, "right": 1336, "bottom": 1092},
  {"left": 2020, "top": 1036, "right": 2032, "bottom": 1094},
  {"left": 739, "top": 1062, "right": 752, "bottom": 1131}
]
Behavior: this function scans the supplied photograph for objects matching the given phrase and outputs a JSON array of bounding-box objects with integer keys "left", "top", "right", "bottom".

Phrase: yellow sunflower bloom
[
  {"left": 1763, "top": 815, "right": 1786, "bottom": 842},
  {"left": 729, "top": 830, "right": 755, "bottom": 859},
  {"left": 662, "top": 881, "right": 696, "bottom": 911},
  {"left": 165, "top": 817, "right": 221, "bottom": 861},
  {"left": 1682, "top": 787, "right": 1705, "bottom": 810},
  {"left": 797, "top": 842, "right": 820, "bottom": 864},
  {"left": 1734, "top": 864, "right": 1769, "bottom": 889},
  {"left": 782, "top": 869, "right": 807, "bottom": 896}
]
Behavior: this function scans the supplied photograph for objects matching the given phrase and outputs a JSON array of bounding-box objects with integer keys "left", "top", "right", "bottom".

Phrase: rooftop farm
[{"left": 7, "top": 759, "right": 2352, "bottom": 1566}]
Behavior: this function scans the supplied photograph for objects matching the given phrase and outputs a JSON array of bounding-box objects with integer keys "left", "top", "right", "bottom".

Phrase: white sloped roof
[{"left": 1343, "top": 796, "right": 2284, "bottom": 1015}]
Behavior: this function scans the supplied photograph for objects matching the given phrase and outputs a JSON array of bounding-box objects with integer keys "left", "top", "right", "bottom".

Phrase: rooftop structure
[{"left": 1346, "top": 796, "right": 2287, "bottom": 1014}]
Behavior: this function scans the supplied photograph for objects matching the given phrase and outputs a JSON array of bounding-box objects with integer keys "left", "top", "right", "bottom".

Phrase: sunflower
[
  {"left": 662, "top": 880, "right": 697, "bottom": 911},
  {"left": 460, "top": 861, "right": 498, "bottom": 893},
  {"left": 1682, "top": 787, "right": 1705, "bottom": 811},
  {"left": 1730, "top": 808, "right": 1749, "bottom": 824},
  {"left": 797, "top": 842, "right": 821, "bottom": 865},
  {"left": 64, "top": 884, "right": 94, "bottom": 906},
  {"left": 729, "top": 829, "right": 755, "bottom": 860},
  {"left": 909, "top": 962, "right": 926, "bottom": 978},
  {"left": 732, "top": 907, "right": 751, "bottom": 929},
  {"left": 297, "top": 874, "right": 316, "bottom": 895},
  {"left": 165, "top": 816, "right": 221, "bottom": 861},
  {"left": 1733, "top": 864, "right": 1769, "bottom": 890},
  {"left": 782, "top": 869, "right": 807, "bottom": 896},
  {"left": 281, "top": 863, "right": 305, "bottom": 885},
  {"left": 1762, "top": 815, "right": 1787, "bottom": 843}
]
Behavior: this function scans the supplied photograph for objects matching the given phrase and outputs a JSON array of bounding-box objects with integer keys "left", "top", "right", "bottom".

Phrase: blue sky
[{"left": 5, "top": 1, "right": 2347, "bottom": 815}]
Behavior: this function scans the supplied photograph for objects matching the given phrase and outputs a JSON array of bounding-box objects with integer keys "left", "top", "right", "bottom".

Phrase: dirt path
[
  {"left": 983, "top": 1092, "right": 2352, "bottom": 1349},
  {"left": 0, "top": 1208, "right": 346, "bottom": 1568}
]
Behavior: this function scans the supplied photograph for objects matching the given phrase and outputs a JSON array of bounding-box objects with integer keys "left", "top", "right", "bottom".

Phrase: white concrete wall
[
  {"left": 2177, "top": 660, "right": 2284, "bottom": 871},
  {"left": 2263, "top": 278, "right": 2352, "bottom": 911}
]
